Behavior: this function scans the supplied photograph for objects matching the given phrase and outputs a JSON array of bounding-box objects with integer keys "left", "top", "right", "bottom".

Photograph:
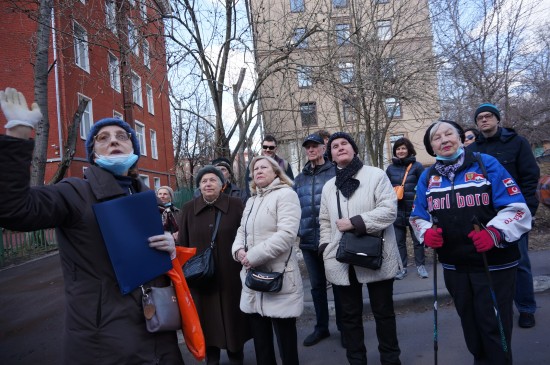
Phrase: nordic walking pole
[
  {"left": 431, "top": 216, "right": 439, "bottom": 365},
  {"left": 472, "top": 216, "right": 509, "bottom": 360}
]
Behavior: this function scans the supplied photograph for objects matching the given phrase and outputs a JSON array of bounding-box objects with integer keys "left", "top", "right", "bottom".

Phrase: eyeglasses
[
  {"left": 94, "top": 132, "right": 131, "bottom": 144},
  {"left": 476, "top": 113, "right": 494, "bottom": 122},
  {"left": 465, "top": 134, "right": 476, "bottom": 141},
  {"left": 262, "top": 145, "right": 276, "bottom": 150}
]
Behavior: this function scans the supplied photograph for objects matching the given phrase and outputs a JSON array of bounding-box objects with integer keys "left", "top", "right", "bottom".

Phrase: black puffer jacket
[
  {"left": 468, "top": 127, "right": 540, "bottom": 216},
  {"left": 293, "top": 160, "right": 335, "bottom": 250},
  {"left": 386, "top": 156, "right": 424, "bottom": 227}
]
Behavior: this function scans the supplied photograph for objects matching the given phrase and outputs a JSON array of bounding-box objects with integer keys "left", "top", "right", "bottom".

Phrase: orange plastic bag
[{"left": 167, "top": 246, "right": 205, "bottom": 361}]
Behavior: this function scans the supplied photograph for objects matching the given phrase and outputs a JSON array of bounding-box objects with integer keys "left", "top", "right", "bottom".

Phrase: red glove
[
  {"left": 424, "top": 228, "right": 443, "bottom": 248},
  {"left": 467, "top": 227, "right": 501, "bottom": 253}
]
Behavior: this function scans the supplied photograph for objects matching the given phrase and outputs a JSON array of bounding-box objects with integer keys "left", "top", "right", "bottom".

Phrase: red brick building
[{"left": 0, "top": 0, "right": 176, "bottom": 188}]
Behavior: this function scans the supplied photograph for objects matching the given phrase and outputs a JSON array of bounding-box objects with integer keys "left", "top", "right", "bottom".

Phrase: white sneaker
[
  {"left": 417, "top": 265, "right": 429, "bottom": 278},
  {"left": 395, "top": 268, "right": 407, "bottom": 280}
]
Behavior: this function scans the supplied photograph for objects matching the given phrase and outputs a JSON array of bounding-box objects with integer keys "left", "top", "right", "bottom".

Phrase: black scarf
[{"left": 335, "top": 155, "right": 363, "bottom": 198}]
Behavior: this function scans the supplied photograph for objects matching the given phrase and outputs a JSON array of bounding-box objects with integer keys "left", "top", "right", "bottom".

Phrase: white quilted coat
[
  {"left": 320, "top": 165, "right": 403, "bottom": 285},
  {"left": 232, "top": 178, "right": 304, "bottom": 318}
]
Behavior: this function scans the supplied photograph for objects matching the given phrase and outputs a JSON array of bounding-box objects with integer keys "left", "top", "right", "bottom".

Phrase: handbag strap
[
  {"left": 399, "top": 163, "right": 413, "bottom": 187},
  {"left": 210, "top": 210, "right": 222, "bottom": 249},
  {"left": 336, "top": 190, "right": 343, "bottom": 219}
]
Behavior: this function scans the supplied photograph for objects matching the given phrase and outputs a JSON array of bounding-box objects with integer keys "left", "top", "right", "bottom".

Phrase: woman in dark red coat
[{"left": 179, "top": 166, "right": 251, "bottom": 365}]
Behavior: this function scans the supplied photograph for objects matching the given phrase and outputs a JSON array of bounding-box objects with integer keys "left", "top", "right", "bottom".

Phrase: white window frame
[
  {"left": 139, "top": 174, "right": 150, "bottom": 187},
  {"left": 385, "top": 97, "right": 402, "bottom": 118},
  {"left": 105, "top": 0, "right": 117, "bottom": 34},
  {"left": 153, "top": 177, "right": 161, "bottom": 190},
  {"left": 339, "top": 62, "right": 354, "bottom": 84},
  {"left": 342, "top": 99, "right": 356, "bottom": 124},
  {"left": 297, "top": 66, "right": 312, "bottom": 88},
  {"left": 333, "top": 0, "right": 347, "bottom": 8},
  {"left": 73, "top": 21, "right": 89, "bottom": 72},
  {"left": 290, "top": 0, "right": 304, "bottom": 12},
  {"left": 377, "top": 20, "right": 392, "bottom": 41},
  {"left": 78, "top": 93, "right": 93, "bottom": 139},
  {"left": 108, "top": 52, "right": 121, "bottom": 92},
  {"left": 131, "top": 71, "right": 143, "bottom": 106},
  {"left": 113, "top": 110, "right": 123, "bottom": 119},
  {"left": 135, "top": 120, "right": 147, "bottom": 156},
  {"left": 128, "top": 20, "right": 139, "bottom": 56},
  {"left": 335, "top": 23, "right": 351, "bottom": 45},
  {"left": 146, "top": 84, "right": 154, "bottom": 114},
  {"left": 140, "top": 0, "right": 147, "bottom": 20},
  {"left": 143, "top": 39, "right": 150, "bottom": 68},
  {"left": 293, "top": 28, "right": 307, "bottom": 48},
  {"left": 150, "top": 129, "right": 158, "bottom": 159}
]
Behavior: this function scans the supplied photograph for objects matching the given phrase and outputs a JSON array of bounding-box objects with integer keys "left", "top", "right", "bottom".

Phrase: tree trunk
[{"left": 31, "top": 0, "right": 53, "bottom": 186}]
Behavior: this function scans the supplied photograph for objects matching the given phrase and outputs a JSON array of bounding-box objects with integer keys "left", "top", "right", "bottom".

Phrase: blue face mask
[
  {"left": 94, "top": 153, "right": 139, "bottom": 175},
  {"left": 436, "top": 146, "right": 464, "bottom": 161}
]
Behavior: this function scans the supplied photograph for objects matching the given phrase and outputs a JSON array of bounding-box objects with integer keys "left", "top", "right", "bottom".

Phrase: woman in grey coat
[{"left": 0, "top": 88, "right": 183, "bottom": 365}]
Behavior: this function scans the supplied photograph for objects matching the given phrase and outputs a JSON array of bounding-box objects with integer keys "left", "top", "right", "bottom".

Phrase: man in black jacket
[
  {"left": 468, "top": 103, "right": 540, "bottom": 328},
  {"left": 294, "top": 133, "right": 342, "bottom": 347}
]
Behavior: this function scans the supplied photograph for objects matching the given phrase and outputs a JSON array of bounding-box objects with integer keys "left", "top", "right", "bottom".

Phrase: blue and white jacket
[{"left": 410, "top": 151, "right": 531, "bottom": 271}]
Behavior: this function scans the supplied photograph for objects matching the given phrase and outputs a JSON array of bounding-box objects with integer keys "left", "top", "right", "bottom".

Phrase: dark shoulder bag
[
  {"left": 183, "top": 210, "right": 221, "bottom": 287},
  {"left": 335, "top": 191, "right": 384, "bottom": 270}
]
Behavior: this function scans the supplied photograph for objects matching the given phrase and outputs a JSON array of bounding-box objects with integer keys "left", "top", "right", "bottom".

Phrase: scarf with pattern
[{"left": 335, "top": 155, "right": 363, "bottom": 198}]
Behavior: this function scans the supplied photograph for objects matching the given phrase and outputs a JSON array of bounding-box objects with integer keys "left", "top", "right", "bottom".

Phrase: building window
[
  {"left": 342, "top": 99, "right": 356, "bottom": 124},
  {"left": 385, "top": 97, "right": 401, "bottom": 118},
  {"left": 128, "top": 20, "right": 139, "bottom": 55},
  {"left": 105, "top": 0, "right": 117, "bottom": 33},
  {"left": 108, "top": 52, "right": 121, "bottom": 92},
  {"left": 339, "top": 62, "right": 354, "bottom": 84},
  {"left": 143, "top": 39, "right": 150, "bottom": 68},
  {"left": 135, "top": 120, "right": 147, "bottom": 156},
  {"left": 297, "top": 66, "right": 312, "bottom": 88},
  {"left": 377, "top": 20, "right": 392, "bottom": 40},
  {"left": 131, "top": 71, "right": 143, "bottom": 106},
  {"left": 150, "top": 129, "right": 158, "bottom": 159},
  {"left": 73, "top": 21, "right": 89, "bottom": 72},
  {"left": 293, "top": 28, "right": 307, "bottom": 48},
  {"left": 376, "top": 0, "right": 390, "bottom": 4},
  {"left": 290, "top": 0, "right": 304, "bottom": 12},
  {"left": 140, "top": 0, "right": 147, "bottom": 20},
  {"left": 146, "top": 84, "right": 154, "bottom": 114},
  {"left": 139, "top": 174, "right": 150, "bottom": 187},
  {"left": 153, "top": 177, "right": 161, "bottom": 190},
  {"left": 335, "top": 23, "right": 351, "bottom": 45},
  {"left": 113, "top": 110, "right": 123, "bottom": 119},
  {"left": 300, "top": 102, "right": 317, "bottom": 126},
  {"left": 382, "top": 57, "right": 396, "bottom": 80},
  {"left": 333, "top": 0, "right": 347, "bottom": 8},
  {"left": 79, "top": 94, "right": 93, "bottom": 139}
]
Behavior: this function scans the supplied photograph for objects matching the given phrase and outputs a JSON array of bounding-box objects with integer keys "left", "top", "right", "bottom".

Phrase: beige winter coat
[
  {"left": 320, "top": 165, "right": 403, "bottom": 285},
  {"left": 232, "top": 178, "right": 304, "bottom": 318}
]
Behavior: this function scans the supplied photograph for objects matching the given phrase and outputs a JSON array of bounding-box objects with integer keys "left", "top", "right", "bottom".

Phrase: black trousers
[
  {"left": 334, "top": 267, "right": 401, "bottom": 365},
  {"left": 249, "top": 313, "right": 299, "bottom": 365},
  {"left": 444, "top": 267, "right": 516, "bottom": 365}
]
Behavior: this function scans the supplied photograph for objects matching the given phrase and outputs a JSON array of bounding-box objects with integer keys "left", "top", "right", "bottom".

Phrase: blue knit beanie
[
  {"left": 85, "top": 118, "right": 140, "bottom": 164},
  {"left": 474, "top": 103, "right": 501, "bottom": 124},
  {"left": 327, "top": 132, "right": 359, "bottom": 161}
]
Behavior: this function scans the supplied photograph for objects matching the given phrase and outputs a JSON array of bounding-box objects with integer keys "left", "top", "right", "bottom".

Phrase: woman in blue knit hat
[{"left": 0, "top": 88, "right": 185, "bottom": 364}]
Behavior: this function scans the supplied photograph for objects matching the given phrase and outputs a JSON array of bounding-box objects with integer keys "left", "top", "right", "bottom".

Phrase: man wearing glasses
[
  {"left": 245, "top": 135, "right": 294, "bottom": 196},
  {"left": 467, "top": 103, "right": 540, "bottom": 329}
]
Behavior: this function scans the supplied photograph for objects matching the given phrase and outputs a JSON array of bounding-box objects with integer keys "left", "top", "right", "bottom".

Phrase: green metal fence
[
  {"left": 0, "top": 228, "right": 57, "bottom": 268},
  {"left": 173, "top": 187, "right": 195, "bottom": 209}
]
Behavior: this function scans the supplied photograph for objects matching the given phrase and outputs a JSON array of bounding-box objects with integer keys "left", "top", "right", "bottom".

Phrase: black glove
[{"left": 318, "top": 243, "right": 328, "bottom": 257}]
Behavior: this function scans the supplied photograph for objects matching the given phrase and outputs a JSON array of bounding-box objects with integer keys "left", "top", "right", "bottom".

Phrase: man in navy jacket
[{"left": 467, "top": 103, "right": 540, "bottom": 328}]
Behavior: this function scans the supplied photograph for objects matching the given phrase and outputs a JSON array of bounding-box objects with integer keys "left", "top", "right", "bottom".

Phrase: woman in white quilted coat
[
  {"left": 232, "top": 155, "right": 303, "bottom": 365},
  {"left": 319, "top": 132, "right": 403, "bottom": 365}
]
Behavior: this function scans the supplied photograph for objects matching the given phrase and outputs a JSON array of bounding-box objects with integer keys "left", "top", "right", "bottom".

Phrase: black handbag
[
  {"left": 334, "top": 191, "right": 384, "bottom": 270},
  {"left": 183, "top": 210, "right": 221, "bottom": 287},
  {"left": 245, "top": 248, "right": 292, "bottom": 293},
  {"left": 141, "top": 285, "right": 182, "bottom": 332}
]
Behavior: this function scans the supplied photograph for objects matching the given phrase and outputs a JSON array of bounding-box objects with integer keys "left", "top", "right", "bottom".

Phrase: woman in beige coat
[
  {"left": 232, "top": 155, "right": 303, "bottom": 365},
  {"left": 319, "top": 132, "right": 402, "bottom": 365}
]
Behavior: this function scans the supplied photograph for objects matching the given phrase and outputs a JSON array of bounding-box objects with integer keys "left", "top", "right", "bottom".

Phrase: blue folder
[{"left": 93, "top": 190, "right": 172, "bottom": 294}]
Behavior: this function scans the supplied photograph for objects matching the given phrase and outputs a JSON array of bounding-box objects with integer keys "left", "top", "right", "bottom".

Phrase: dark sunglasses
[
  {"left": 465, "top": 135, "right": 475, "bottom": 141},
  {"left": 262, "top": 145, "right": 276, "bottom": 150}
]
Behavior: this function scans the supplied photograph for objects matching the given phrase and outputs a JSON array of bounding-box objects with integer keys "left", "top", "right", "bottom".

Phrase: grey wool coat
[
  {"left": 232, "top": 178, "right": 304, "bottom": 318},
  {"left": 178, "top": 194, "right": 252, "bottom": 351},
  {"left": 320, "top": 165, "right": 403, "bottom": 285},
  {"left": 0, "top": 136, "right": 183, "bottom": 365}
]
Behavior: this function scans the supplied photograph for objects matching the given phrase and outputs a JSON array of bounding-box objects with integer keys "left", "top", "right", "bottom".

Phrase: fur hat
[
  {"left": 423, "top": 120, "right": 465, "bottom": 157},
  {"left": 326, "top": 132, "right": 359, "bottom": 161},
  {"left": 195, "top": 165, "right": 225, "bottom": 187},
  {"left": 85, "top": 118, "right": 140, "bottom": 164},
  {"left": 474, "top": 103, "right": 501, "bottom": 124},
  {"left": 157, "top": 186, "right": 174, "bottom": 201}
]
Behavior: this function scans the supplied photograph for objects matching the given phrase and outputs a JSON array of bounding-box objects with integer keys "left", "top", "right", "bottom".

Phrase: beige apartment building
[{"left": 249, "top": 0, "right": 440, "bottom": 171}]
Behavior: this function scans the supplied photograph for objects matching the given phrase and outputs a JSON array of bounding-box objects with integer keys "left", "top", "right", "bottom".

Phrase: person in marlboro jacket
[{"left": 410, "top": 120, "right": 532, "bottom": 365}]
